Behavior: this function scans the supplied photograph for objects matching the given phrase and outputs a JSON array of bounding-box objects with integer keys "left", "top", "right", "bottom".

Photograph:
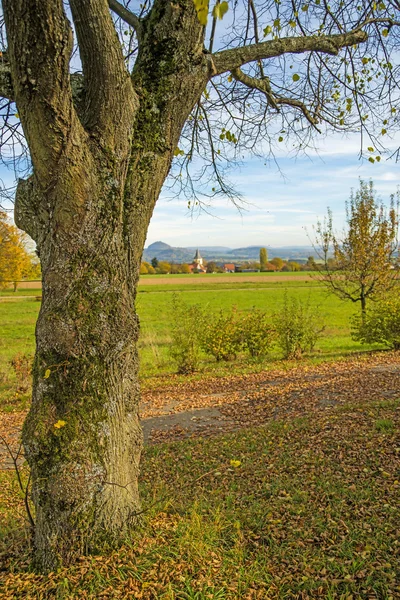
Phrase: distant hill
[
  {"left": 147, "top": 241, "right": 172, "bottom": 252},
  {"left": 143, "top": 242, "right": 316, "bottom": 263}
]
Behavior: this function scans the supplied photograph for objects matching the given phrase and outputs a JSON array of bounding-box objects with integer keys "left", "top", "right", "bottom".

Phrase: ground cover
[{"left": 1, "top": 352, "right": 399, "bottom": 598}]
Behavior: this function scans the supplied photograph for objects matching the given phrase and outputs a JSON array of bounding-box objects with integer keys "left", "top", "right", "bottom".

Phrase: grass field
[{"left": 0, "top": 273, "right": 381, "bottom": 410}]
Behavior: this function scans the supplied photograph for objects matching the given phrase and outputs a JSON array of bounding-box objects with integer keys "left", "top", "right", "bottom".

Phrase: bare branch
[
  {"left": 108, "top": 0, "right": 142, "bottom": 39},
  {"left": 212, "top": 30, "right": 368, "bottom": 75}
]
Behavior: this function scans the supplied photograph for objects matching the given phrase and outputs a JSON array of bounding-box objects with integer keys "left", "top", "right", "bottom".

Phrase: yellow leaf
[
  {"left": 193, "top": 0, "right": 209, "bottom": 25},
  {"left": 54, "top": 420, "right": 66, "bottom": 429},
  {"left": 227, "top": 74, "right": 233, "bottom": 82},
  {"left": 382, "top": 28, "right": 388, "bottom": 37},
  {"left": 230, "top": 459, "right": 241, "bottom": 468},
  {"left": 212, "top": 1, "right": 229, "bottom": 20},
  {"left": 44, "top": 369, "right": 51, "bottom": 379}
]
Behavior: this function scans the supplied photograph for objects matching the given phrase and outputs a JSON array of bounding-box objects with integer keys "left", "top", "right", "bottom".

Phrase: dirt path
[{"left": 1, "top": 352, "right": 400, "bottom": 469}]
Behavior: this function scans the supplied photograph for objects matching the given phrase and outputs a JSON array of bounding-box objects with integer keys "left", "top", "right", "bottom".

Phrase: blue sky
[
  {"left": 1, "top": 131, "right": 398, "bottom": 250},
  {"left": 146, "top": 131, "right": 400, "bottom": 249}
]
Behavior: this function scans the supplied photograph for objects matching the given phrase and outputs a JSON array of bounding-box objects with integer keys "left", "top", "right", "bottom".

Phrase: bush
[
  {"left": 274, "top": 294, "right": 324, "bottom": 359},
  {"left": 169, "top": 294, "right": 205, "bottom": 373},
  {"left": 201, "top": 308, "right": 244, "bottom": 361},
  {"left": 239, "top": 309, "right": 276, "bottom": 357},
  {"left": 351, "top": 298, "right": 400, "bottom": 350}
]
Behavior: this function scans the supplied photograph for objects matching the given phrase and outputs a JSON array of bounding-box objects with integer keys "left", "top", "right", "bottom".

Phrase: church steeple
[{"left": 193, "top": 249, "right": 203, "bottom": 266}]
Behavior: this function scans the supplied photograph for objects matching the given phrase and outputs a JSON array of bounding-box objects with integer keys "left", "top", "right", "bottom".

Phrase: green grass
[
  {"left": 0, "top": 278, "right": 382, "bottom": 406},
  {"left": 1, "top": 393, "right": 399, "bottom": 598}
]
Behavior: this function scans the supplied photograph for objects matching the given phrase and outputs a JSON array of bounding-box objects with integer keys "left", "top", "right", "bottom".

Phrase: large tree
[{"left": 0, "top": 0, "right": 399, "bottom": 571}]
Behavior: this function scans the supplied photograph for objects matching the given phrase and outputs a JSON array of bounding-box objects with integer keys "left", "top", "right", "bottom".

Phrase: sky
[
  {"left": 1, "top": 131, "right": 399, "bottom": 251},
  {"left": 146, "top": 132, "right": 400, "bottom": 249}
]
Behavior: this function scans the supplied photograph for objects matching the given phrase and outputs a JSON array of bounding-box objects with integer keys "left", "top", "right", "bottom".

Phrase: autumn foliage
[{"left": 0, "top": 211, "right": 36, "bottom": 290}]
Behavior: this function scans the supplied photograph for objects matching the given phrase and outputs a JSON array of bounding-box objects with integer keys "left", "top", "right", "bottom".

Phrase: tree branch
[
  {"left": 231, "top": 67, "right": 321, "bottom": 131},
  {"left": 211, "top": 30, "right": 368, "bottom": 75},
  {"left": 108, "top": 0, "right": 142, "bottom": 39},
  {"left": 3, "top": 0, "right": 75, "bottom": 184},
  {"left": 70, "top": 0, "right": 137, "bottom": 145}
]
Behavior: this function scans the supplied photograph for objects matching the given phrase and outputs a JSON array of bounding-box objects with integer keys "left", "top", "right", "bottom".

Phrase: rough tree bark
[
  {"left": 3, "top": 0, "right": 208, "bottom": 571},
  {"left": 0, "top": 0, "right": 387, "bottom": 571}
]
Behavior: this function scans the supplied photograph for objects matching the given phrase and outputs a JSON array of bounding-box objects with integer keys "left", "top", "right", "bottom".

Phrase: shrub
[
  {"left": 239, "top": 309, "right": 276, "bottom": 357},
  {"left": 169, "top": 294, "right": 205, "bottom": 374},
  {"left": 351, "top": 298, "right": 400, "bottom": 350},
  {"left": 274, "top": 294, "right": 324, "bottom": 359},
  {"left": 201, "top": 308, "right": 244, "bottom": 361}
]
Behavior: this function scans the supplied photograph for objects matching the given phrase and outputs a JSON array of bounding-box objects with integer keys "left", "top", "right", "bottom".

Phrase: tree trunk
[
  {"left": 21, "top": 166, "right": 143, "bottom": 570},
  {"left": 4, "top": 0, "right": 208, "bottom": 571},
  {"left": 361, "top": 287, "right": 366, "bottom": 323}
]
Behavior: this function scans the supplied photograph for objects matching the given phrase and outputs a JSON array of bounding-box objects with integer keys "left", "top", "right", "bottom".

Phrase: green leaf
[
  {"left": 292, "top": 73, "right": 300, "bottom": 82},
  {"left": 278, "top": 136, "right": 284, "bottom": 142},
  {"left": 382, "top": 28, "right": 389, "bottom": 37},
  {"left": 212, "top": 1, "right": 228, "bottom": 20},
  {"left": 44, "top": 369, "right": 51, "bottom": 379},
  {"left": 367, "top": 146, "right": 374, "bottom": 152},
  {"left": 368, "top": 157, "right": 375, "bottom": 163},
  {"left": 289, "top": 20, "right": 296, "bottom": 28},
  {"left": 381, "top": 128, "right": 387, "bottom": 135},
  {"left": 263, "top": 25, "right": 272, "bottom": 36}
]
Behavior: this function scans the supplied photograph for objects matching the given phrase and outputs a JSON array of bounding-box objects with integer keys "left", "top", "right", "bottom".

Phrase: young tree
[
  {"left": 1, "top": 0, "right": 399, "bottom": 570},
  {"left": 271, "top": 257, "right": 285, "bottom": 271},
  {"left": 259, "top": 247, "right": 268, "bottom": 271},
  {"left": 0, "top": 210, "right": 32, "bottom": 290},
  {"left": 313, "top": 180, "right": 399, "bottom": 316}
]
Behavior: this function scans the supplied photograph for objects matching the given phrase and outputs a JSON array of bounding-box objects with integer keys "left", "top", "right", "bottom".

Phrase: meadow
[{"left": 0, "top": 272, "right": 379, "bottom": 409}]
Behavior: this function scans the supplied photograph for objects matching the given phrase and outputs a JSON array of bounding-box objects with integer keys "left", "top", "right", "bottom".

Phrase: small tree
[
  {"left": 151, "top": 257, "right": 159, "bottom": 269},
  {"left": 259, "top": 248, "right": 268, "bottom": 272},
  {"left": 0, "top": 211, "right": 32, "bottom": 291},
  {"left": 180, "top": 263, "right": 191, "bottom": 274},
  {"left": 206, "top": 261, "right": 218, "bottom": 273},
  {"left": 313, "top": 181, "right": 399, "bottom": 318},
  {"left": 139, "top": 262, "right": 149, "bottom": 275},
  {"left": 271, "top": 257, "right": 284, "bottom": 271},
  {"left": 156, "top": 261, "right": 171, "bottom": 274}
]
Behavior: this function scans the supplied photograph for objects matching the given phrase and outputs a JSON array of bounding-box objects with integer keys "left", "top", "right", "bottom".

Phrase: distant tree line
[{"left": 139, "top": 255, "right": 321, "bottom": 275}]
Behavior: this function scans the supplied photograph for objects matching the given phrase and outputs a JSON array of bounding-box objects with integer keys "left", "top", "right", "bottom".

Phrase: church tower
[{"left": 193, "top": 249, "right": 203, "bottom": 267}]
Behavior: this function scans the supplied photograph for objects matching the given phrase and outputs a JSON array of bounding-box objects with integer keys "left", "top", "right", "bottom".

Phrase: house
[{"left": 223, "top": 263, "right": 235, "bottom": 273}]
